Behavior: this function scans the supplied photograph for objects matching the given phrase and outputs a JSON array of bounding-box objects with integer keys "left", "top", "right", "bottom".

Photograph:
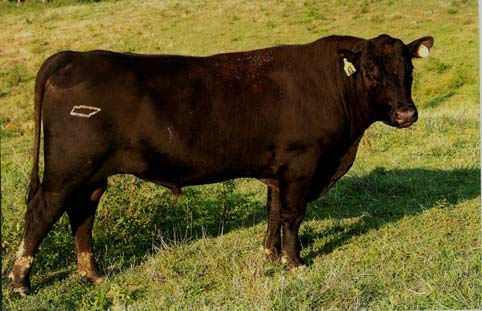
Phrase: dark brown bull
[{"left": 11, "top": 34, "right": 433, "bottom": 295}]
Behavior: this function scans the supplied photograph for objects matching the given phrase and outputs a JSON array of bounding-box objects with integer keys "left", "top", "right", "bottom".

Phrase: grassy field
[{"left": 1, "top": 0, "right": 480, "bottom": 309}]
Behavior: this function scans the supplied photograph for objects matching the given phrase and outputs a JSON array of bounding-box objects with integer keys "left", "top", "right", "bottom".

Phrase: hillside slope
[{"left": 1, "top": 0, "right": 480, "bottom": 309}]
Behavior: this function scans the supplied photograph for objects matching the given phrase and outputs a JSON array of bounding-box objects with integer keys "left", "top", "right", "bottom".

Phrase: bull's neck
[
  {"left": 333, "top": 49, "right": 377, "bottom": 140},
  {"left": 343, "top": 74, "right": 377, "bottom": 139},
  {"left": 312, "top": 36, "right": 377, "bottom": 141}
]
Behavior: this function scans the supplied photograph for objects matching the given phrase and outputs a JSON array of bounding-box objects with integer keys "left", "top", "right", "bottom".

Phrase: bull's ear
[
  {"left": 408, "top": 36, "right": 434, "bottom": 58},
  {"left": 338, "top": 49, "right": 360, "bottom": 77}
]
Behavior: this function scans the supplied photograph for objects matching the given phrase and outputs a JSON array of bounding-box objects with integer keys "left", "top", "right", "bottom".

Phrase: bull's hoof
[
  {"left": 12, "top": 285, "right": 31, "bottom": 296},
  {"left": 89, "top": 275, "right": 106, "bottom": 284},
  {"left": 263, "top": 248, "right": 281, "bottom": 262},
  {"left": 288, "top": 264, "right": 307, "bottom": 272},
  {"left": 280, "top": 253, "right": 305, "bottom": 270},
  {"left": 10, "top": 270, "right": 32, "bottom": 296},
  {"left": 77, "top": 270, "right": 106, "bottom": 284}
]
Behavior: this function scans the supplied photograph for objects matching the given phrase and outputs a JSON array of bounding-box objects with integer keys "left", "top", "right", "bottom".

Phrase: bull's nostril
[{"left": 407, "top": 110, "right": 414, "bottom": 119}]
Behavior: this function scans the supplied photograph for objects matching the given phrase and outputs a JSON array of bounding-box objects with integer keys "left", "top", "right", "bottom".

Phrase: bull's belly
[
  {"left": 139, "top": 166, "right": 274, "bottom": 189},
  {"left": 130, "top": 149, "right": 276, "bottom": 189}
]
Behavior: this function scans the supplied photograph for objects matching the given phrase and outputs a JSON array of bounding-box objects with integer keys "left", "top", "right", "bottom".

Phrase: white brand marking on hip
[{"left": 70, "top": 105, "right": 102, "bottom": 118}]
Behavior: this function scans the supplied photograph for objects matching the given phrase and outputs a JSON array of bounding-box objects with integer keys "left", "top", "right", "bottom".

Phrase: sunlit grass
[{"left": 1, "top": 0, "right": 480, "bottom": 309}]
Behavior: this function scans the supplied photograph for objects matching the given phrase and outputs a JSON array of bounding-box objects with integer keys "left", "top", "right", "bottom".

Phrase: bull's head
[{"left": 340, "top": 34, "right": 433, "bottom": 128}]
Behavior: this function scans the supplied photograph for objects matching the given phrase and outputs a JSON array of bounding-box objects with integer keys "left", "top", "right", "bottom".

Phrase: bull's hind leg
[
  {"left": 10, "top": 185, "right": 68, "bottom": 295},
  {"left": 66, "top": 179, "right": 107, "bottom": 284},
  {"left": 263, "top": 185, "right": 282, "bottom": 261}
]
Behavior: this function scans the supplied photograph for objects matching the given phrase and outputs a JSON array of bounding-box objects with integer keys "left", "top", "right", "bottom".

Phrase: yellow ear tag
[
  {"left": 417, "top": 44, "right": 430, "bottom": 58},
  {"left": 343, "top": 58, "right": 356, "bottom": 76}
]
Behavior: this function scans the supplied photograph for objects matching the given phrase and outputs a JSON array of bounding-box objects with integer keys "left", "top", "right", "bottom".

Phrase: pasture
[{"left": 1, "top": 0, "right": 480, "bottom": 309}]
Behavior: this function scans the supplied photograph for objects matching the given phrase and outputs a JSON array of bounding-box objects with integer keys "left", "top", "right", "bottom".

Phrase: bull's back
[{"left": 41, "top": 49, "right": 296, "bottom": 184}]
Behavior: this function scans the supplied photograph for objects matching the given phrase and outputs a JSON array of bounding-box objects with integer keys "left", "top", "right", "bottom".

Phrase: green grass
[{"left": 1, "top": 0, "right": 480, "bottom": 309}]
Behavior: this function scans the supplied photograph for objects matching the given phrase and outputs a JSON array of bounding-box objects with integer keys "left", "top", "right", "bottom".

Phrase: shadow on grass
[
  {"left": 91, "top": 167, "right": 479, "bottom": 273},
  {"left": 423, "top": 91, "right": 455, "bottom": 108},
  {"left": 32, "top": 269, "right": 71, "bottom": 291},
  {"left": 302, "top": 167, "right": 480, "bottom": 264},
  {"left": 25, "top": 167, "right": 479, "bottom": 292}
]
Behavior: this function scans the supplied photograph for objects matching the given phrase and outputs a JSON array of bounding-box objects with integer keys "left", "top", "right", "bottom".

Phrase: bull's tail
[{"left": 26, "top": 52, "right": 73, "bottom": 203}]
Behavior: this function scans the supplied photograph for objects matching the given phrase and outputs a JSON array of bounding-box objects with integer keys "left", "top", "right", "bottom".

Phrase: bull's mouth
[
  {"left": 395, "top": 121, "right": 414, "bottom": 128},
  {"left": 383, "top": 120, "right": 414, "bottom": 128}
]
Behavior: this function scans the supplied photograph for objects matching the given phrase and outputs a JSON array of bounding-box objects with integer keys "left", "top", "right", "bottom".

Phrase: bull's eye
[
  {"left": 366, "top": 62, "right": 375, "bottom": 71},
  {"left": 394, "top": 70, "right": 398, "bottom": 75},
  {"left": 367, "top": 73, "right": 382, "bottom": 86}
]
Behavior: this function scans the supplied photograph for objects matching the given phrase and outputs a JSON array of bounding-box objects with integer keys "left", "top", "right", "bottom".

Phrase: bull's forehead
[
  {"left": 368, "top": 35, "right": 406, "bottom": 57},
  {"left": 367, "top": 35, "right": 412, "bottom": 71}
]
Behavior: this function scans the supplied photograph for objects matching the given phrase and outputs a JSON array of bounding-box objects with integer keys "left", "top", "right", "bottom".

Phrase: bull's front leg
[
  {"left": 278, "top": 179, "right": 309, "bottom": 269},
  {"left": 263, "top": 185, "right": 282, "bottom": 261}
]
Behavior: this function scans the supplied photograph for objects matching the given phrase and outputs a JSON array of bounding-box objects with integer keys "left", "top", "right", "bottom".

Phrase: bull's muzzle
[{"left": 394, "top": 108, "right": 418, "bottom": 128}]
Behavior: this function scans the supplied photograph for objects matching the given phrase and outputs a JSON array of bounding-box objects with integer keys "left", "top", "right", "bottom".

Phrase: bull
[{"left": 11, "top": 34, "right": 433, "bottom": 295}]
